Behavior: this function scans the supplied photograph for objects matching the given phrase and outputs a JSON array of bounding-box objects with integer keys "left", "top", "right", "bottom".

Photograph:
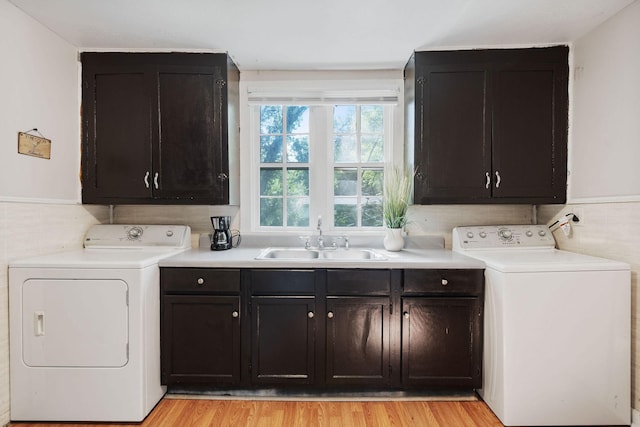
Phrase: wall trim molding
[{"left": 0, "top": 196, "right": 80, "bottom": 205}]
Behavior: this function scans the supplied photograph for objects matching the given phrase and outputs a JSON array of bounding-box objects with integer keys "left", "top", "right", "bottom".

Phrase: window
[
  {"left": 258, "top": 105, "right": 311, "bottom": 227},
  {"left": 243, "top": 78, "right": 402, "bottom": 233},
  {"left": 332, "top": 105, "right": 385, "bottom": 228}
]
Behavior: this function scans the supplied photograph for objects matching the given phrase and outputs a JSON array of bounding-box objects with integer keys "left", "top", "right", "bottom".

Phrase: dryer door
[{"left": 22, "top": 279, "right": 129, "bottom": 367}]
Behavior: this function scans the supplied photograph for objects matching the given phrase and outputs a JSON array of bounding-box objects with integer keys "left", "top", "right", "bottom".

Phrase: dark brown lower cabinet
[
  {"left": 161, "top": 295, "right": 241, "bottom": 385},
  {"left": 401, "top": 297, "right": 482, "bottom": 388},
  {"left": 160, "top": 267, "right": 483, "bottom": 391},
  {"left": 251, "top": 296, "right": 316, "bottom": 385},
  {"left": 325, "top": 297, "right": 390, "bottom": 385}
]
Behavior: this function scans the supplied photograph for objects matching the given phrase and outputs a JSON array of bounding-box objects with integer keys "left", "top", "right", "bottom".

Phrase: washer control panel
[
  {"left": 84, "top": 224, "right": 191, "bottom": 249},
  {"left": 453, "top": 225, "right": 555, "bottom": 250}
]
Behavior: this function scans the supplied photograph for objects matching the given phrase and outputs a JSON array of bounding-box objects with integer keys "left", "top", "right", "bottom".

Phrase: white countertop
[{"left": 159, "top": 234, "right": 485, "bottom": 269}]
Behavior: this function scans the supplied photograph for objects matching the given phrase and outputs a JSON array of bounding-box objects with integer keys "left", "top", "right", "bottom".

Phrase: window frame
[{"left": 240, "top": 75, "right": 404, "bottom": 235}]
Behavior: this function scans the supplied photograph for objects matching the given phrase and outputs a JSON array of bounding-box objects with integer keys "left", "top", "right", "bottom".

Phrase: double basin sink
[{"left": 256, "top": 247, "right": 387, "bottom": 261}]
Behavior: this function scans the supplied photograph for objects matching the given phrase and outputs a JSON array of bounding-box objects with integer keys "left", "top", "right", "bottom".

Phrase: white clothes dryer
[
  {"left": 453, "top": 225, "right": 630, "bottom": 427},
  {"left": 9, "top": 224, "right": 191, "bottom": 422}
]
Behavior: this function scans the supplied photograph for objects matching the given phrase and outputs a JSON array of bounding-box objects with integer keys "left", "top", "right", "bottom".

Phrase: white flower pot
[{"left": 383, "top": 228, "right": 404, "bottom": 251}]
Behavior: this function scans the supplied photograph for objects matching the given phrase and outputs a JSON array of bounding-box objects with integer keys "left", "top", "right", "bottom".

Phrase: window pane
[
  {"left": 260, "top": 105, "right": 283, "bottom": 134},
  {"left": 361, "top": 134, "right": 384, "bottom": 162},
  {"left": 362, "top": 197, "right": 383, "bottom": 227},
  {"left": 287, "top": 198, "right": 309, "bottom": 227},
  {"left": 260, "top": 168, "right": 282, "bottom": 196},
  {"left": 334, "top": 199, "right": 357, "bottom": 227},
  {"left": 361, "top": 105, "right": 383, "bottom": 133},
  {"left": 361, "top": 169, "right": 383, "bottom": 196},
  {"left": 334, "top": 135, "right": 357, "bottom": 162},
  {"left": 287, "top": 136, "right": 309, "bottom": 163},
  {"left": 334, "top": 105, "right": 356, "bottom": 133},
  {"left": 287, "top": 168, "right": 309, "bottom": 196},
  {"left": 260, "top": 198, "right": 283, "bottom": 226},
  {"left": 287, "top": 106, "right": 309, "bottom": 133},
  {"left": 260, "top": 135, "right": 283, "bottom": 163},
  {"left": 334, "top": 168, "right": 357, "bottom": 196}
]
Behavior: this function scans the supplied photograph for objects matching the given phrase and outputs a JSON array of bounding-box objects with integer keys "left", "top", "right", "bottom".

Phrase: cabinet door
[
  {"left": 82, "top": 64, "right": 153, "bottom": 202},
  {"left": 491, "top": 64, "right": 567, "bottom": 201},
  {"left": 402, "top": 297, "right": 481, "bottom": 388},
  {"left": 161, "top": 295, "right": 241, "bottom": 385},
  {"left": 414, "top": 62, "right": 491, "bottom": 203},
  {"left": 154, "top": 65, "right": 229, "bottom": 203},
  {"left": 251, "top": 296, "right": 316, "bottom": 385},
  {"left": 325, "top": 297, "right": 390, "bottom": 385}
]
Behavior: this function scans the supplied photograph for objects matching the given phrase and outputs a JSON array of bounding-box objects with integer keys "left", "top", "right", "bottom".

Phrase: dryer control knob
[
  {"left": 538, "top": 230, "right": 547, "bottom": 237},
  {"left": 526, "top": 231, "right": 533, "bottom": 237},
  {"left": 466, "top": 231, "right": 474, "bottom": 238},
  {"left": 479, "top": 231, "right": 487, "bottom": 238}
]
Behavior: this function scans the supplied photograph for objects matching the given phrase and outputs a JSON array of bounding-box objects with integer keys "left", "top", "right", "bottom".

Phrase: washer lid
[{"left": 465, "top": 249, "right": 630, "bottom": 273}]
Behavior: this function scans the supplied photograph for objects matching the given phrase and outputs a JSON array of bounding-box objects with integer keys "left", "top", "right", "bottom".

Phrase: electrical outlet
[{"left": 572, "top": 207, "right": 585, "bottom": 226}]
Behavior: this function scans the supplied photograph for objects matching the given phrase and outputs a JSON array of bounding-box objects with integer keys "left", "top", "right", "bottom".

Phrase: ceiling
[{"left": 8, "top": 0, "right": 636, "bottom": 70}]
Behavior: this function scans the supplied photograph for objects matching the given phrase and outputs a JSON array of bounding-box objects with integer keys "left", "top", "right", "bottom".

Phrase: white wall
[
  {"left": 540, "top": 0, "right": 640, "bottom": 411},
  {"left": 0, "top": 2, "right": 110, "bottom": 424},
  {"left": 568, "top": 0, "right": 640, "bottom": 202},
  {"left": 0, "top": 0, "right": 81, "bottom": 203}
]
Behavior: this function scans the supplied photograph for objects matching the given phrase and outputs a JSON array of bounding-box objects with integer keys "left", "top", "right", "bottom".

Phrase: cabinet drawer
[
  {"left": 403, "top": 269, "right": 483, "bottom": 295},
  {"left": 326, "top": 269, "right": 390, "bottom": 295},
  {"left": 161, "top": 268, "right": 240, "bottom": 293},
  {"left": 250, "top": 270, "right": 315, "bottom": 295}
]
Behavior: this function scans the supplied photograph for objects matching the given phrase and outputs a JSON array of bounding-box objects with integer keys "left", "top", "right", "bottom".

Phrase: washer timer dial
[{"left": 127, "top": 226, "right": 144, "bottom": 240}]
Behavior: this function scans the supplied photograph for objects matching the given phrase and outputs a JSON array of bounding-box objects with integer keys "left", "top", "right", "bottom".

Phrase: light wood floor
[{"left": 10, "top": 397, "right": 505, "bottom": 427}]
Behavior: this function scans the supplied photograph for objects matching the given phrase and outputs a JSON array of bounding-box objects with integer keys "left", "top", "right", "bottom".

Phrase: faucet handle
[
  {"left": 338, "top": 235, "right": 350, "bottom": 249},
  {"left": 317, "top": 215, "right": 322, "bottom": 229},
  {"left": 299, "top": 235, "right": 312, "bottom": 249}
]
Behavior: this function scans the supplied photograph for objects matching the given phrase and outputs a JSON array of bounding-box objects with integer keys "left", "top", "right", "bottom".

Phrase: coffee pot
[{"left": 210, "top": 216, "right": 238, "bottom": 250}]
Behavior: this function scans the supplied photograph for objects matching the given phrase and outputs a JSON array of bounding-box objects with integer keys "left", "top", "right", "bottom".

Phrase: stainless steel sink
[
  {"left": 256, "top": 248, "right": 320, "bottom": 259},
  {"left": 321, "top": 249, "right": 386, "bottom": 260},
  {"left": 255, "top": 247, "right": 386, "bottom": 261}
]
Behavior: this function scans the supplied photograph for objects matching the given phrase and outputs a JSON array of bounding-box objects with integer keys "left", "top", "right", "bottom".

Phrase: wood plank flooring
[{"left": 10, "top": 398, "right": 505, "bottom": 427}]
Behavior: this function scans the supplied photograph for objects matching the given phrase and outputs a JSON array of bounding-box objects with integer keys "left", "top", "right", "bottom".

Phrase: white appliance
[
  {"left": 9, "top": 224, "right": 191, "bottom": 422},
  {"left": 453, "top": 225, "right": 630, "bottom": 426}
]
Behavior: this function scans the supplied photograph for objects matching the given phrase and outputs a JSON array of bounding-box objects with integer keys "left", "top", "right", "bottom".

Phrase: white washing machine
[
  {"left": 9, "top": 224, "right": 191, "bottom": 422},
  {"left": 453, "top": 225, "right": 630, "bottom": 426}
]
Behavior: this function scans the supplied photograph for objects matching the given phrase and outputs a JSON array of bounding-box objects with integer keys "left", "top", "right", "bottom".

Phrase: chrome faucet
[{"left": 316, "top": 215, "right": 324, "bottom": 249}]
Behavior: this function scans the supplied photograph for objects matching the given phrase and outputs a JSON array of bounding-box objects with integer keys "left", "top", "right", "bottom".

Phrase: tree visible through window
[
  {"left": 257, "top": 103, "right": 388, "bottom": 230},
  {"left": 259, "top": 105, "right": 310, "bottom": 227},
  {"left": 333, "top": 105, "right": 384, "bottom": 228}
]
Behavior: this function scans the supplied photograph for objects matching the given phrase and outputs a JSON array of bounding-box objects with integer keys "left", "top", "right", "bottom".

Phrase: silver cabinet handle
[
  {"left": 197, "top": 278, "right": 205, "bottom": 285},
  {"left": 441, "top": 278, "right": 448, "bottom": 286},
  {"left": 485, "top": 172, "right": 490, "bottom": 189},
  {"left": 327, "top": 311, "right": 334, "bottom": 319},
  {"left": 495, "top": 171, "right": 501, "bottom": 188},
  {"left": 403, "top": 312, "right": 409, "bottom": 319},
  {"left": 232, "top": 311, "right": 239, "bottom": 318},
  {"left": 308, "top": 311, "right": 314, "bottom": 319},
  {"left": 153, "top": 172, "right": 159, "bottom": 189},
  {"left": 144, "top": 171, "right": 150, "bottom": 188}
]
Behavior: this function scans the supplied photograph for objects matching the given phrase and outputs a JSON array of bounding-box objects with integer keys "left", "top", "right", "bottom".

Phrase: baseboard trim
[{"left": 631, "top": 408, "right": 639, "bottom": 426}]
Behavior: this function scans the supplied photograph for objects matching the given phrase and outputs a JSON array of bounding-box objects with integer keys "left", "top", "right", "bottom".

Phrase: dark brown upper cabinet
[
  {"left": 81, "top": 52, "right": 239, "bottom": 204},
  {"left": 405, "top": 46, "right": 568, "bottom": 204}
]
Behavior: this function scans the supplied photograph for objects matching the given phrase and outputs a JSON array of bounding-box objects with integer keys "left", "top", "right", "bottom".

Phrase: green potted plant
[{"left": 383, "top": 166, "right": 413, "bottom": 251}]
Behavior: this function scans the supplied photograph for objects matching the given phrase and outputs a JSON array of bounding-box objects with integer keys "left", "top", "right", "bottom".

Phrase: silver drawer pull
[
  {"left": 308, "top": 311, "right": 314, "bottom": 319},
  {"left": 144, "top": 171, "right": 150, "bottom": 188},
  {"left": 441, "top": 278, "right": 448, "bottom": 286},
  {"left": 197, "top": 278, "right": 205, "bottom": 285},
  {"left": 232, "top": 311, "right": 239, "bottom": 318},
  {"left": 403, "top": 312, "right": 409, "bottom": 319},
  {"left": 327, "top": 311, "right": 334, "bottom": 319},
  {"left": 485, "top": 172, "right": 490, "bottom": 189}
]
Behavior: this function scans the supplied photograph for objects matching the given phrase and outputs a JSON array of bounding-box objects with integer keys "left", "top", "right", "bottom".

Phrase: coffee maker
[{"left": 211, "top": 216, "right": 232, "bottom": 250}]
